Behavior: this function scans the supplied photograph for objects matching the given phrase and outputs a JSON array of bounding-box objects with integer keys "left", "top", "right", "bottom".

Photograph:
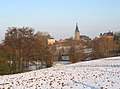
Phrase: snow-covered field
[{"left": 0, "top": 57, "right": 120, "bottom": 89}]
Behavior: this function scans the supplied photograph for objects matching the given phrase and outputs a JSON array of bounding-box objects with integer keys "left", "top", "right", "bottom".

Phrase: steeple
[
  {"left": 75, "top": 23, "right": 79, "bottom": 32},
  {"left": 74, "top": 23, "right": 80, "bottom": 40}
]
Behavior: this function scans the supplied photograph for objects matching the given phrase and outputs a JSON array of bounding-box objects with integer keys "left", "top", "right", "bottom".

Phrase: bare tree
[
  {"left": 68, "top": 40, "right": 87, "bottom": 63},
  {"left": 91, "top": 37, "right": 118, "bottom": 58},
  {"left": 3, "top": 27, "right": 35, "bottom": 73},
  {"left": 34, "top": 32, "right": 55, "bottom": 68}
]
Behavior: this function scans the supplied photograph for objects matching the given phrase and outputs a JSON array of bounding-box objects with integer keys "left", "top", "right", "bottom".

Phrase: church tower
[{"left": 74, "top": 23, "right": 80, "bottom": 40}]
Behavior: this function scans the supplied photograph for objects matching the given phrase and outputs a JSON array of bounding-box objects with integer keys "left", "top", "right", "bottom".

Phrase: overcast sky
[{"left": 0, "top": 0, "right": 120, "bottom": 42}]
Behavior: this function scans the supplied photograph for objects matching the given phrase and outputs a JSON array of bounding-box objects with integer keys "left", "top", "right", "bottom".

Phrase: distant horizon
[
  {"left": 0, "top": 22, "right": 120, "bottom": 43},
  {"left": 0, "top": 24, "right": 119, "bottom": 42},
  {"left": 0, "top": 0, "right": 120, "bottom": 42}
]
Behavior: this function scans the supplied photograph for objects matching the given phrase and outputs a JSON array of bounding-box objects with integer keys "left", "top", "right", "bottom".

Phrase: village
[
  {"left": 0, "top": 23, "right": 120, "bottom": 72},
  {"left": 0, "top": 0, "right": 120, "bottom": 88},
  {"left": 47, "top": 23, "right": 119, "bottom": 61},
  {"left": 27, "top": 23, "right": 120, "bottom": 70}
]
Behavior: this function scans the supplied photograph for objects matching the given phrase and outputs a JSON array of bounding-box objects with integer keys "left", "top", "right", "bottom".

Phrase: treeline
[
  {"left": 65, "top": 31, "right": 120, "bottom": 63},
  {"left": 0, "top": 27, "right": 120, "bottom": 75},
  {"left": 0, "top": 27, "right": 55, "bottom": 75},
  {"left": 91, "top": 32, "right": 120, "bottom": 59}
]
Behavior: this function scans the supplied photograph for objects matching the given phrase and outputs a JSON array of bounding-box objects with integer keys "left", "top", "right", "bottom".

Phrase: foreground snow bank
[{"left": 0, "top": 56, "right": 120, "bottom": 89}]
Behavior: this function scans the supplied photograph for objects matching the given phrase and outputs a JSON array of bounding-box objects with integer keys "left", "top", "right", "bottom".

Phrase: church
[
  {"left": 74, "top": 23, "right": 91, "bottom": 42},
  {"left": 74, "top": 23, "right": 80, "bottom": 40}
]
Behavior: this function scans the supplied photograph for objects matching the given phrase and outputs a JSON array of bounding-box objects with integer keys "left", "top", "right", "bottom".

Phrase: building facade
[
  {"left": 100, "top": 31, "right": 114, "bottom": 41},
  {"left": 47, "top": 37, "right": 55, "bottom": 45}
]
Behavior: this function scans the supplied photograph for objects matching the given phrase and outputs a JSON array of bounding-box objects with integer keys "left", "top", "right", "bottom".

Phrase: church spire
[
  {"left": 74, "top": 23, "right": 80, "bottom": 40},
  {"left": 75, "top": 22, "right": 79, "bottom": 32}
]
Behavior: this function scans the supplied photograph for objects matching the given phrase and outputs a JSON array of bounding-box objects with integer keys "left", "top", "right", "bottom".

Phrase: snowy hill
[{"left": 0, "top": 57, "right": 120, "bottom": 89}]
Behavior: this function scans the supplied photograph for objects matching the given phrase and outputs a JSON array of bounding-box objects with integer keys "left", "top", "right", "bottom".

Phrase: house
[
  {"left": 100, "top": 31, "right": 114, "bottom": 41},
  {"left": 47, "top": 37, "right": 55, "bottom": 45}
]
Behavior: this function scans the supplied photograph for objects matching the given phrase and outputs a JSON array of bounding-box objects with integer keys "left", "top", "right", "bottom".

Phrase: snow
[{"left": 0, "top": 56, "right": 120, "bottom": 89}]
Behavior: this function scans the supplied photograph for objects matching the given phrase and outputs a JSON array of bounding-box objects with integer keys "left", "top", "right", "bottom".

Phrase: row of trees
[
  {"left": 65, "top": 31, "right": 120, "bottom": 63},
  {"left": 90, "top": 32, "right": 120, "bottom": 59},
  {"left": 91, "top": 37, "right": 118, "bottom": 59},
  {"left": 0, "top": 27, "right": 120, "bottom": 75},
  {"left": 0, "top": 27, "right": 55, "bottom": 75}
]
